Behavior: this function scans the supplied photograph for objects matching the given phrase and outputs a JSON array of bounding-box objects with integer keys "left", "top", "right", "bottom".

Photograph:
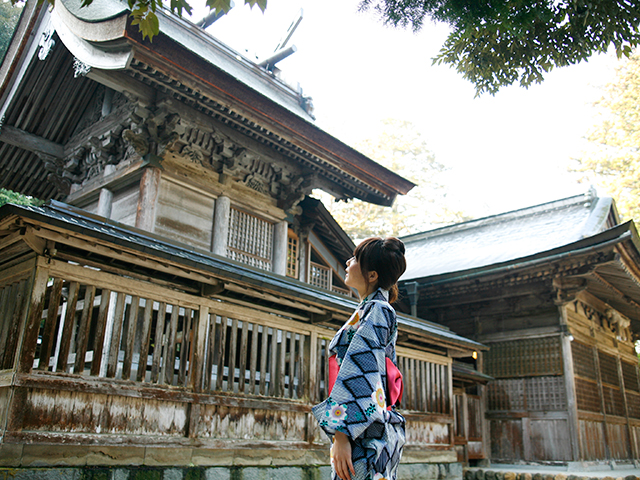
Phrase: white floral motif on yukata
[
  {"left": 373, "top": 473, "right": 388, "bottom": 480},
  {"left": 326, "top": 400, "right": 348, "bottom": 425},
  {"left": 371, "top": 380, "right": 386, "bottom": 414}
]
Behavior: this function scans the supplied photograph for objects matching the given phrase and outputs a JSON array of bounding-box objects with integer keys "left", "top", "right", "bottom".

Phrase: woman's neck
[{"left": 358, "top": 285, "right": 378, "bottom": 301}]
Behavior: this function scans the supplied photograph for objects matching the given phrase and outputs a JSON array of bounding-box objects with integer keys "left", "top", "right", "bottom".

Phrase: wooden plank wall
[
  {"left": 154, "top": 178, "right": 215, "bottom": 250},
  {"left": 0, "top": 256, "right": 456, "bottom": 454},
  {"left": 567, "top": 294, "right": 640, "bottom": 462}
]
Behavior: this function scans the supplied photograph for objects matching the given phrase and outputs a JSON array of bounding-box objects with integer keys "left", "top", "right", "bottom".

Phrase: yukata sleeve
[{"left": 312, "top": 301, "right": 394, "bottom": 440}]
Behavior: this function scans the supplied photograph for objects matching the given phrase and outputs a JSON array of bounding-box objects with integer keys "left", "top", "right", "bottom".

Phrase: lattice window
[
  {"left": 575, "top": 377, "right": 602, "bottom": 413},
  {"left": 286, "top": 231, "right": 298, "bottom": 278},
  {"left": 485, "top": 337, "right": 563, "bottom": 378},
  {"left": 227, "top": 208, "right": 273, "bottom": 270},
  {"left": 488, "top": 379, "right": 525, "bottom": 411},
  {"left": 627, "top": 391, "right": 640, "bottom": 418},
  {"left": 598, "top": 351, "right": 620, "bottom": 387},
  {"left": 309, "top": 262, "right": 330, "bottom": 290},
  {"left": 602, "top": 384, "right": 625, "bottom": 417},
  {"left": 571, "top": 341, "right": 597, "bottom": 381},
  {"left": 622, "top": 361, "right": 640, "bottom": 393},
  {"left": 526, "top": 376, "right": 566, "bottom": 411}
]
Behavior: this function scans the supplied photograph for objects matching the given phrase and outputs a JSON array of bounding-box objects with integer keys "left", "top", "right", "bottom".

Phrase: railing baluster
[
  {"left": 57, "top": 282, "right": 79, "bottom": 373},
  {"left": 74, "top": 285, "right": 96, "bottom": 374},
  {"left": 90, "top": 289, "right": 111, "bottom": 377},
  {"left": 122, "top": 296, "right": 140, "bottom": 380},
  {"left": 106, "top": 293, "right": 126, "bottom": 378},
  {"left": 137, "top": 298, "right": 154, "bottom": 382},
  {"left": 150, "top": 302, "right": 167, "bottom": 384},
  {"left": 215, "top": 317, "right": 227, "bottom": 392},
  {"left": 39, "top": 278, "right": 63, "bottom": 371}
]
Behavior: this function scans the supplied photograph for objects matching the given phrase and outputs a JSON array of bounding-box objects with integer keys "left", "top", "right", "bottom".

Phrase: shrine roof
[
  {"left": 400, "top": 189, "right": 618, "bottom": 281},
  {"left": 0, "top": 0, "right": 413, "bottom": 205},
  {"left": 0, "top": 200, "right": 484, "bottom": 352}
]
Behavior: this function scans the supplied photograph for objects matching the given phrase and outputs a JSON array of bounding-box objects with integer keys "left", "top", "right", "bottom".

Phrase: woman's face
[{"left": 345, "top": 257, "right": 370, "bottom": 298}]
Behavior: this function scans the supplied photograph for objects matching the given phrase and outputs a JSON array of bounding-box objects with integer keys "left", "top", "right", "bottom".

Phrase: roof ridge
[{"left": 401, "top": 189, "right": 600, "bottom": 243}]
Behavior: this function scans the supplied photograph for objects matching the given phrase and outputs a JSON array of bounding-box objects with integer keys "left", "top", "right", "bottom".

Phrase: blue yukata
[{"left": 312, "top": 288, "right": 406, "bottom": 480}]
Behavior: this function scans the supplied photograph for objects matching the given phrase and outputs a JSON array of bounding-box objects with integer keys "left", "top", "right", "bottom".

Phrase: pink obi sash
[{"left": 328, "top": 354, "right": 403, "bottom": 410}]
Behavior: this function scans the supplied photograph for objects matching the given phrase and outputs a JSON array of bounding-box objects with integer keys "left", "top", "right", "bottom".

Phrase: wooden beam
[{"left": 0, "top": 125, "right": 64, "bottom": 159}]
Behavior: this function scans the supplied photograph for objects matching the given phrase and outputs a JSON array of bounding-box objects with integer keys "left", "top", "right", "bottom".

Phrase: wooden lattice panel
[
  {"left": 627, "top": 391, "right": 640, "bottom": 419},
  {"left": 227, "top": 208, "right": 273, "bottom": 270},
  {"left": 571, "top": 341, "right": 597, "bottom": 381},
  {"left": 286, "top": 233, "right": 298, "bottom": 278},
  {"left": 598, "top": 350, "right": 620, "bottom": 387},
  {"left": 622, "top": 360, "right": 640, "bottom": 393},
  {"left": 575, "top": 377, "right": 602, "bottom": 413},
  {"left": 525, "top": 376, "right": 567, "bottom": 411},
  {"left": 309, "top": 262, "right": 330, "bottom": 290},
  {"left": 602, "top": 385, "right": 625, "bottom": 417},
  {"left": 488, "top": 379, "right": 525, "bottom": 411},
  {"left": 485, "top": 337, "right": 563, "bottom": 378}
]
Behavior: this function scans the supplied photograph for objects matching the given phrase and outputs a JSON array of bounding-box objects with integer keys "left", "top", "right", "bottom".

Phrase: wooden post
[
  {"left": 559, "top": 306, "right": 582, "bottom": 461},
  {"left": 17, "top": 262, "right": 50, "bottom": 374},
  {"left": 97, "top": 188, "right": 113, "bottom": 219},
  {"left": 593, "top": 345, "right": 612, "bottom": 460},
  {"left": 212, "top": 195, "right": 230, "bottom": 256},
  {"left": 272, "top": 220, "right": 288, "bottom": 276},
  {"left": 135, "top": 166, "right": 161, "bottom": 232},
  {"left": 190, "top": 306, "right": 209, "bottom": 392},
  {"left": 616, "top": 355, "right": 637, "bottom": 459}
]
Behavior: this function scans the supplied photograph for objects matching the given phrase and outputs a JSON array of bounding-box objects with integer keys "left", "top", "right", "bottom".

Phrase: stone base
[{"left": 0, "top": 463, "right": 463, "bottom": 480}]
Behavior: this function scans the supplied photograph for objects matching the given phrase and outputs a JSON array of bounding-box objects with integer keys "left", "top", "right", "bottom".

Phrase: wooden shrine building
[
  {"left": 0, "top": 0, "right": 486, "bottom": 476},
  {"left": 398, "top": 190, "right": 640, "bottom": 466}
]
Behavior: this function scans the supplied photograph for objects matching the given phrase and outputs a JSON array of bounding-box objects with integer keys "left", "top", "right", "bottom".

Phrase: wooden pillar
[
  {"left": 558, "top": 306, "right": 582, "bottom": 461},
  {"left": 298, "top": 231, "right": 309, "bottom": 283},
  {"left": 17, "top": 261, "right": 50, "bottom": 374},
  {"left": 272, "top": 220, "right": 288, "bottom": 276},
  {"left": 617, "top": 355, "right": 637, "bottom": 459},
  {"left": 135, "top": 166, "right": 161, "bottom": 232},
  {"left": 593, "top": 345, "right": 612, "bottom": 460},
  {"left": 97, "top": 188, "right": 113, "bottom": 219},
  {"left": 211, "top": 195, "right": 230, "bottom": 257}
]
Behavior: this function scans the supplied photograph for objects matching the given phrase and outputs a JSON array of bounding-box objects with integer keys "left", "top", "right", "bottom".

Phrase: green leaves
[
  {"left": 364, "top": 0, "right": 640, "bottom": 95},
  {"left": 71, "top": 0, "right": 266, "bottom": 42}
]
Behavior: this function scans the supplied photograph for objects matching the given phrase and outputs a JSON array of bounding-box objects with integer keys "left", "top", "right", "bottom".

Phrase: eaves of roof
[
  {"left": 51, "top": 0, "right": 415, "bottom": 205},
  {"left": 404, "top": 221, "right": 636, "bottom": 287},
  {"left": 0, "top": 201, "right": 480, "bottom": 352}
]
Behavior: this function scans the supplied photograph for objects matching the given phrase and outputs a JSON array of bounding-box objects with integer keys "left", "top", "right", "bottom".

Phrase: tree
[
  {"left": 316, "top": 119, "right": 469, "bottom": 240},
  {"left": 573, "top": 51, "right": 640, "bottom": 222},
  {"left": 0, "top": 188, "right": 43, "bottom": 208},
  {"left": 360, "top": 0, "right": 640, "bottom": 96},
  {"left": 0, "top": 0, "right": 23, "bottom": 62}
]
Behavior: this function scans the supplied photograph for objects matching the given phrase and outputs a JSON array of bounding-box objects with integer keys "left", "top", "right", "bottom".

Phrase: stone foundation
[{"left": 0, "top": 464, "right": 463, "bottom": 480}]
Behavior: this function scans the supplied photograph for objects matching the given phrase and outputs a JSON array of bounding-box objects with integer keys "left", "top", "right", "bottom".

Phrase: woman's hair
[{"left": 353, "top": 237, "right": 406, "bottom": 303}]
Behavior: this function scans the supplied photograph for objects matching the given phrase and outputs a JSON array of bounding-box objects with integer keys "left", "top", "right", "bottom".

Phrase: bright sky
[{"left": 192, "top": 0, "right": 624, "bottom": 219}]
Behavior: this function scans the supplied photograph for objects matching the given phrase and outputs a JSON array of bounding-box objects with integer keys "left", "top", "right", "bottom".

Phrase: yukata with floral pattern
[{"left": 312, "top": 288, "right": 405, "bottom": 480}]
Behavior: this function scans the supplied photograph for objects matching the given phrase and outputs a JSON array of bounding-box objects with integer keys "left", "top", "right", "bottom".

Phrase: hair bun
[{"left": 383, "top": 237, "right": 405, "bottom": 255}]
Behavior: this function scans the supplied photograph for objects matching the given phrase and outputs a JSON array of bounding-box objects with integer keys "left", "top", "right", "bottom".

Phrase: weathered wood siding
[
  {"left": 0, "top": 255, "right": 457, "bottom": 460},
  {"left": 566, "top": 295, "right": 640, "bottom": 461},
  {"left": 485, "top": 335, "right": 573, "bottom": 461},
  {"left": 110, "top": 184, "right": 139, "bottom": 226},
  {"left": 154, "top": 178, "right": 214, "bottom": 250}
]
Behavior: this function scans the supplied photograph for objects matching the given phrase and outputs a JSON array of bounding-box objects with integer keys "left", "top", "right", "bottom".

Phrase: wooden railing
[{"left": 0, "top": 256, "right": 455, "bottom": 452}]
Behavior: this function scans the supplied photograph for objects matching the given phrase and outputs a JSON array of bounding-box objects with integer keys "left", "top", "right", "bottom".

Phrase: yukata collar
[{"left": 360, "top": 287, "right": 389, "bottom": 307}]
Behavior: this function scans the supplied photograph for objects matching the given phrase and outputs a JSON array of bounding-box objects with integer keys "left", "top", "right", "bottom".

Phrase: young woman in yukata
[{"left": 312, "top": 237, "right": 407, "bottom": 480}]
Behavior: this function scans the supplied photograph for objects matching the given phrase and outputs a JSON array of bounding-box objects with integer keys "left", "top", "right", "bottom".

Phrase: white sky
[{"left": 191, "top": 0, "right": 623, "bottom": 219}]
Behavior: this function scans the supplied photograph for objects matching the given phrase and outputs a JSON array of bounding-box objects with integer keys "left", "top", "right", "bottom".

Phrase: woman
[{"left": 312, "top": 237, "right": 407, "bottom": 480}]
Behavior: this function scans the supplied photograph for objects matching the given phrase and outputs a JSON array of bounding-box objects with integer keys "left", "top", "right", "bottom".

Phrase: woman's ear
[{"left": 368, "top": 270, "right": 379, "bottom": 285}]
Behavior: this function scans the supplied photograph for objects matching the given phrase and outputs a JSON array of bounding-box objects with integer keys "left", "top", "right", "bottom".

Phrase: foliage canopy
[
  {"left": 0, "top": 1, "right": 23, "bottom": 63},
  {"left": 574, "top": 51, "right": 640, "bottom": 223},
  {"left": 0, "top": 188, "right": 43, "bottom": 208},
  {"left": 360, "top": 0, "right": 640, "bottom": 95}
]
